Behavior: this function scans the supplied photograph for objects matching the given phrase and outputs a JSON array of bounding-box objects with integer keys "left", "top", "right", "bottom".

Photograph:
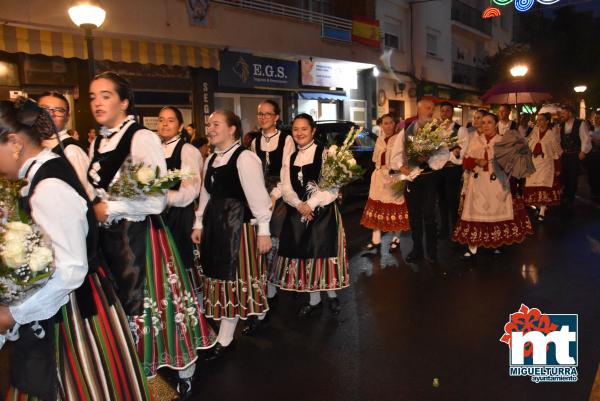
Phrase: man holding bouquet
[{"left": 391, "top": 98, "right": 447, "bottom": 266}]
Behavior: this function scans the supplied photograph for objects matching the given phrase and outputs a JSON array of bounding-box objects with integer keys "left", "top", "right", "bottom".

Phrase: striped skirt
[
  {"left": 201, "top": 223, "right": 269, "bottom": 320},
  {"left": 4, "top": 269, "right": 152, "bottom": 401},
  {"left": 272, "top": 206, "right": 349, "bottom": 292},
  {"left": 131, "top": 217, "right": 216, "bottom": 378}
]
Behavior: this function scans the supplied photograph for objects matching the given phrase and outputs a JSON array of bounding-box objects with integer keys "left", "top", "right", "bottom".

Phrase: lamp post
[
  {"left": 68, "top": 1, "right": 106, "bottom": 78},
  {"left": 574, "top": 85, "right": 587, "bottom": 119},
  {"left": 509, "top": 64, "right": 528, "bottom": 118}
]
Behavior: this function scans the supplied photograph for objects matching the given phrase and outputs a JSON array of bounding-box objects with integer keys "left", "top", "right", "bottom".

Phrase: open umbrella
[
  {"left": 481, "top": 81, "right": 552, "bottom": 104},
  {"left": 493, "top": 130, "right": 536, "bottom": 179},
  {"left": 538, "top": 103, "right": 561, "bottom": 115}
]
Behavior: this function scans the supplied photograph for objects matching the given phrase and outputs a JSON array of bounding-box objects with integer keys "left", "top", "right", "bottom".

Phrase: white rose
[
  {"left": 1, "top": 241, "right": 27, "bottom": 268},
  {"left": 5, "top": 222, "right": 33, "bottom": 242},
  {"left": 28, "top": 246, "right": 53, "bottom": 272},
  {"left": 348, "top": 158, "right": 357, "bottom": 166},
  {"left": 136, "top": 166, "right": 156, "bottom": 185},
  {"left": 328, "top": 145, "right": 338, "bottom": 157}
]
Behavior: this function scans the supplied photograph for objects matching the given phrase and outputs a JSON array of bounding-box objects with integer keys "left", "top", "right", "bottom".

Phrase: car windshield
[{"left": 319, "top": 128, "right": 376, "bottom": 149}]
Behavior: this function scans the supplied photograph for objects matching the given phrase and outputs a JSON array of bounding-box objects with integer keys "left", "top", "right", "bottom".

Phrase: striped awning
[{"left": 0, "top": 25, "right": 220, "bottom": 69}]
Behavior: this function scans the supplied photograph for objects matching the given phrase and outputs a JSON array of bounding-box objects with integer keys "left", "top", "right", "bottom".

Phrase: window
[
  {"left": 426, "top": 28, "right": 440, "bottom": 57},
  {"left": 383, "top": 20, "right": 404, "bottom": 52}
]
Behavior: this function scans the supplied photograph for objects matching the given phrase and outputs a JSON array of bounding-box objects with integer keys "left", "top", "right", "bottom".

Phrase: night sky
[{"left": 541, "top": 0, "right": 600, "bottom": 16}]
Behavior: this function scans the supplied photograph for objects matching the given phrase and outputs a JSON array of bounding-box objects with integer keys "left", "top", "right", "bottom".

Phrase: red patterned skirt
[
  {"left": 524, "top": 161, "right": 562, "bottom": 206},
  {"left": 360, "top": 198, "right": 411, "bottom": 232},
  {"left": 453, "top": 195, "right": 533, "bottom": 249}
]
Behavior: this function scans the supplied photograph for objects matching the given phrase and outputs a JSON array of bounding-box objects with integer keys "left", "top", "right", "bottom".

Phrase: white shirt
[
  {"left": 194, "top": 143, "right": 272, "bottom": 235},
  {"left": 43, "top": 130, "right": 95, "bottom": 200},
  {"left": 444, "top": 121, "right": 471, "bottom": 166},
  {"left": 563, "top": 118, "right": 592, "bottom": 154},
  {"left": 280, "top": 143, "right": 339, "bottom": 210},
  {"left": 498, "top": 120, "right": 515, "bottom": 136},
  {"left": 162, "top": 136, "right": 203, "bottom": 208},
  {"left": 10, "top": 149, "right": 89, "bottom": 324},
  {"left": 250, "top": 131, "right": 295, "bottom": 200},
  {"left": 89, "top": 117, "right": 167, "bottom": 224}
]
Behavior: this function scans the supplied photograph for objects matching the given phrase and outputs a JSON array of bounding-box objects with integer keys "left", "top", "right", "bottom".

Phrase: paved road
[{"left": 192, "top": 197, "right": 600, "bottom": 401}]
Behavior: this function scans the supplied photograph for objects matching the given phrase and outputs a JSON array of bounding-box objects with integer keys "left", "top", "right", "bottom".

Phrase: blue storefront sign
[{"left": 219, "top": 51, "right": 299, "bottom": 89}]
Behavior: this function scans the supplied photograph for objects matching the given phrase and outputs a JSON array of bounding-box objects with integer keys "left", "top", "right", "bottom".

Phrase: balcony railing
[
  {"left": 452, "top": 61, "right": 485, "bottom": 88},
  {"left": 451, "top": 0, "right": 492, "bottom": 36},
  {"left": 212, "top": 0, "right": 353, "bottom": 41}
]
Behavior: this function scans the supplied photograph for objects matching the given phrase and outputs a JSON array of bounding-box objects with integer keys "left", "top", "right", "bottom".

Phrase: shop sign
[
  {"left": 300, "top": 60, "right": 357, "bottom": 89},
  {"left": 219, "top": 51, "right": 299, "bottom": 89}
]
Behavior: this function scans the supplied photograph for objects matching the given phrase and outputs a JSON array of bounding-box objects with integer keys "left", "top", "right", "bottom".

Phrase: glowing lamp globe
[
  {"left": 68, "top": 1, "right": 106, "bottom": 29},
  {"left": 510, "top": 65, "right": 528, "bottom": 78}
]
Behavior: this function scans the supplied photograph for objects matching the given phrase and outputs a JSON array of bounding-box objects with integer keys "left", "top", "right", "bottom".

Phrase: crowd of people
[{"left": 0, "top": 70, "right": 597, "bottom": 401}]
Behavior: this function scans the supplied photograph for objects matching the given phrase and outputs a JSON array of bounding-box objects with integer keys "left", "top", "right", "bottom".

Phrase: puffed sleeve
[
  {"left": 237, "top": 151, "right": 272, "bottom": 236},
  {"left": 270, "top": 135, "right": 296, "bottom": 200},
  {"left": 580, "top": 121, "right": 592, "bottom": 154},
  {"left": 390, "top": 129, "right": 407, "bottom": 170},
  {"left": 10, "top": 179, "right": 88, "bottom": 324},
  {"left": 193, "top": 159, "right": 210, "bottom": 230},
  {"left": 281, "top": 151, "right": 302, "bottom": 208},
  {"left": 64, "top": 144, "right": 95, "bottom": 201},
  {"left": 167, "top": 144, "right": 202, "bottom": 208},
  {"left": 106, "top": 129, "right": 168, "bottom": 223}
]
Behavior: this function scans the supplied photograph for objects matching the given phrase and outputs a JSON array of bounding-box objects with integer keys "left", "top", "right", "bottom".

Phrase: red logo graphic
[{"left": 500, "top": 304, "right": 558, "bottom": 357}]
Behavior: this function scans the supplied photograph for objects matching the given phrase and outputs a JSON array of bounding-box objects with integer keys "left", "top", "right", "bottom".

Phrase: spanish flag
[{"left": 352, "top": 16, "right": 381, "bottom": 48}]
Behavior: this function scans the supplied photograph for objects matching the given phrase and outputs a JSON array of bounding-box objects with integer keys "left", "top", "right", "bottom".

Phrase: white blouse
[
  {"left": 162, "top": 136, "right": 203, "bottom": 208},
  {"left": 43, "top": 130, "right": 95, "bottom": 200},
  {"left": 89, "top": 117, "right": 167, "bottom": 224},
  {"left": 280, "top": 142, "right": 339, "bottom": 210},
  {"left": 563, "top": 118, "right": 592, "bottom": 154},
  {"left": 10, "top": 149, "right": 89, "bottom": 324},
  {"left": 250, "top": 131, "right": 295, "bottom": 200},
  {"left": 444, "top": 122, "right": 471, "bottom": 166},
  {"left": 193, "top": 143, "right": 272, "bottom": 236}
]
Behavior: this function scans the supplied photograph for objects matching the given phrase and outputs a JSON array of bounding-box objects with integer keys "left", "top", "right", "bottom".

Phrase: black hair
[
  {"left": 259, "top": 99, "right": 281, "bottom": 116},
  {"left": 0, "top": 97, "right": 56, "bottom": 145},
  {"left": 560, "top": 104, "right": 576, "bottom": 115},
  {"left": 39, "top": 91, "right": 70, "bottom": 113},
  {"left": 187, "top": 123, "right": 195, "bottom": 129},
  {"left": 292, "top": 113, "right": 316, "bottom": 129},
  {"left": 213, "top": 109, "right": 243, "bottom": 139},
  {"left": 482, "top": 111, "right": 499, "bottom": 124},
  {"left": 476, "top": 109, "right": 488, "bottom": 115},
  {"left": 92, "top": 71, "right": 136, "bottom": 115},
  {"left": 195, "top": 136, "right": 208, "bottom": 147},
  {"left": 499, "top": 104, "right": 511, "bottom": 111},
  {"left": 160, "top": 106, "right": 184, "bottom": 126},
  {"left": 439, "top": 101, "right": 453, "bottom": 109},
  {"left": 539, "top": 112, "right": 552, "bottom": 122},
  {"left": 379, "top": 113, "right": 399, "bottom": 125}
]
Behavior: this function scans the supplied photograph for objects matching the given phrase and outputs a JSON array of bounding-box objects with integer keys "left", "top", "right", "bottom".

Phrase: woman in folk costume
[
  {"left": 0, "top": 98, "right": 151, "bottom": 401},
  {"left": 453, "top": 112, "right": 533, "bottom": 259},
  {"left": 191, "top": 110, "right": 272, "bottom": 360},
  {"left": 38, "top": 91, "right": 95, "bottom": 200},
  {"left": 245, "top": 99, "right": 294, "bottom": 335},
  {"left": 523, "top": 112, "right": 563, "bottom": 222},
  {"left": 87, "top": 72, "right": 215, "bottom": 399},
  {"left": 360, "top": 113, "right": 410, "bottom": 253},
  {"left": 273, "top": 113, "right": 349, "bottom": 317},
  {"left": 157, "top": 106, "right": 204, "bottom": 298}
]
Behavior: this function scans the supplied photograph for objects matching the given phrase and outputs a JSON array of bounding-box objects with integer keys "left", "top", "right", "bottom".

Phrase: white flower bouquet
[
  {"left": 0, "top": 187, "right": 54, "bottom": 305},
  {"left": 405, "top": 119, "right": 457, "bottom": 167},
  {"left": 309, "top": 128, "right": 366, "bottom": 191},
  {"left": 109, "top": 162, "right": 194, "bottom": 199}
]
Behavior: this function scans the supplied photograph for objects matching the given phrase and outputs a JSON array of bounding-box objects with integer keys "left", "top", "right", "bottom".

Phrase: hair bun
[{"left": 14, "top": 96, "right": 57, "bottom": 140}]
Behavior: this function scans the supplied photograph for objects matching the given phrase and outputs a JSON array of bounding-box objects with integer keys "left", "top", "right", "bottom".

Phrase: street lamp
[
  {"left": 68, "top": 0, "right": 106, "bottom": 78},
  {"left": 574, "top": 85, "right": 587, "bottom": 119},
  {"left": 510, "top": 64, "right": 528, "bottom": 78}
]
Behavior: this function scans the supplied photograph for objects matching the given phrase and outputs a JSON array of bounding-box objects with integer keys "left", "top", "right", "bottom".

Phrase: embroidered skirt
[{"left": 524, "top": 160, "right": 562, "bottom": 206}]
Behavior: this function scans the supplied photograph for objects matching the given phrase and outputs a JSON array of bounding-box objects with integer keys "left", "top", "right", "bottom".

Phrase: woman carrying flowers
[
  {"left": 273, "top": 113, "right": 350, "bottom": 317},
  {"left": 0, "top": 98, "right": 151, "bottom": 400},
  {"left": 88, "top": 71, "right": 215, "bottom": 399},
  {"left": 360, "top": 114, "right": 410, "bottom": 253}
]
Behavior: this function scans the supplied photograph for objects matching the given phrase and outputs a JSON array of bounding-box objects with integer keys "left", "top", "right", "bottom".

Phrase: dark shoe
[
  {"left": 327, "top": 297, "right": 341, "bottom": 315},
  {"left": 537, "top": 215, "right": 545, "bottom": 223},
  {"left": 405, "top": 251, "right": 423, "bottom": 263},
  {"left": 205, "top": 341, "right": 235, "bottom": 361},
  {"left": 388, "top": 238, "right": 401, "bottom": 253},
  {"left": 267, "top": 293, "right": 280, "bottom": 305},
  {"left": 459, "top": 249, "right": 476, "bottom": 261},
  {"left": 177, "top": 377, "right": 193, "bottom": 400},
  {"left": 493, "top": 249, "right": 503, "bottom": 258},
  {"left": 363, "top": 241, "right": 382, "bottom": 253},
  {"left": 241, "top": 315, "right": 269, "bottom": 336},
  {"left": 298, "top": 302, "right": 323, "bottom": 318}
]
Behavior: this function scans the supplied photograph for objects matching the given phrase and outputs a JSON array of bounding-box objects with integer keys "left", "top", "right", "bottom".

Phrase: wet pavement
[
  {"left": 193, "top": 196, "right": 600, "bottom": 401},
  {"left": 1, "top": 194, "right": 599, "bottom": 400}
]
